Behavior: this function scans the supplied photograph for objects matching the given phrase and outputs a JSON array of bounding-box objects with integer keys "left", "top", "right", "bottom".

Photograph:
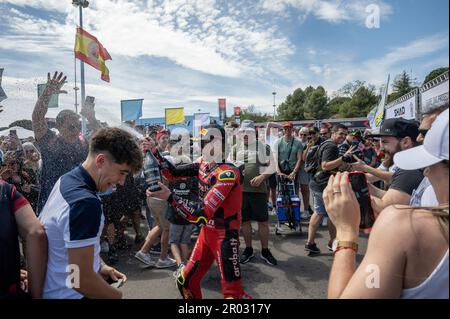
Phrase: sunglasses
[
  {"left": 418, "top": 129, "right": 428, "bottom": 137},
  {"left": 299, "top": 134, "right": 307, "bottom": 136}
]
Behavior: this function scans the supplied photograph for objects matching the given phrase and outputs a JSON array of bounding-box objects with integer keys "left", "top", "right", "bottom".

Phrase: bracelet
[{"left": 334, "top": 246, "right": 357, "bottom": 254}]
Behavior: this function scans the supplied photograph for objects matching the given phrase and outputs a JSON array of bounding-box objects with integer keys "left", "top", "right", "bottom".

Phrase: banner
[
  {"left": 367, "top": 105, "right": 377, "bottom": 129},
  {"left": 0, "top": 68, "right": 7, "bottom": 102},
  {"left": 420, "top": 71, "right": 449, "bottom": 115},
  {"left": 37, "top": 83, "right": 59, "bottom": 108},
  {"left": 218, "top": 98, "right": 226, "bottom": 121},
  {"left": 74, "top": 27, "right": 112, "bottom": 82},
  {"left": 165, "top": 107, "right": 185, "bottom": 125},
  {"left": 373, "top": 74, "right": 390, "bottom": 129},
  {"left": 121, "top": 99, "right": 143, "bottom": 122},
  {"left": 234, "top": 106, "right": 241, "bottom": 125},
  {"left": 385, "top": 88, "right": 418, "bottom": 120}
]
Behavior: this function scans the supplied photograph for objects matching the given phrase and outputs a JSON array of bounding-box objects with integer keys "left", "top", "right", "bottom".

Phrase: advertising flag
[
  {"left": 121, "top": 99, "right": 143, "bottom": 122},
  {"left": 218, "top": 98, "right": 226, "bottom": 121},
  {"left": 373, "top": 74, "right": 390, "bottom": 129},
  {"left": 165, "top": 107, "right": 185, "bottom": 125}
]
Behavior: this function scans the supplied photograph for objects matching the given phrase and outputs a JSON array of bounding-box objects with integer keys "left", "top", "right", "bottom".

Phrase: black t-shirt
[
  {"left": 309, "top": 140, "right": 339, "bottom": 193},
  {"left": 0, "top": 180, "right": 29, "bottom": 296},
  {"left": 166, "top": 169, "right": 199, "bottom": 225},
  {"left": 35, "top": 130, "right": 88, "bottom": 214},
  {"left": 389, "top": 169, "right": 424, "bottom": 196}
]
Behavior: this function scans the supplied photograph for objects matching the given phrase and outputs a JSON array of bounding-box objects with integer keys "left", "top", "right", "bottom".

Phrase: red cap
[
  {"left": 156, "top": 130, "right": 169, "bottom": 141},
  {"left": 283, "top": 121, "right": 293, "bottom": 128}
]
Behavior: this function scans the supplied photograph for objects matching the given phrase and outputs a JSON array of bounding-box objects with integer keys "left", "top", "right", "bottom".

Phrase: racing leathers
[{"left": 156, "top": 153, "right": 245, "bottom": 299}]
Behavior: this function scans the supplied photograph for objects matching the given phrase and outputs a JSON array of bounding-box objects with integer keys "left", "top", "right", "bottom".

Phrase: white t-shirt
[
  {"left": 39, "top": 165, "right": 104, "bottom": 299},
  {"left": 421, "top": 184, "right": 439, "bottom": 207}
]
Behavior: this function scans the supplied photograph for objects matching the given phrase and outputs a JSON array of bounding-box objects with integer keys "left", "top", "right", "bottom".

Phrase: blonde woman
[{"left": 325, "top": 109, "right": 448, "bottom": 299}]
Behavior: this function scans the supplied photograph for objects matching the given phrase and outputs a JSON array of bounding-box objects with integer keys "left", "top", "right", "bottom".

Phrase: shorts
[
  {"left": 312, "top": 191, "right": 328, "bottom": 216},
  {"left": 242, "top": 192, "right": 268, "bottom": 222},
  {"left": 147, "top": 197, "right": 170, "bottom": 231},
  {"left": 169, "top": 223, "right": 195, "bottom": 245},
  {"left": 268, "top": 173, "right": 277, "bottom": 189},
  {"left": 297, "top": 167, "right": 311, "bottom": 186}
]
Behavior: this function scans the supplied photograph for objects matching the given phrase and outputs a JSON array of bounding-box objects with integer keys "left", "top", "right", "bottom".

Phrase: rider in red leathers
[{"left": 146, "top": 124, "right": 248, "bottom": 299}]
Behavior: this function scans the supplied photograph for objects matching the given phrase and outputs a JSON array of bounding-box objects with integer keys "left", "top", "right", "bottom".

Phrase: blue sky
[{"left": 0, "top": 0, "right": 448, "bottom": 126}]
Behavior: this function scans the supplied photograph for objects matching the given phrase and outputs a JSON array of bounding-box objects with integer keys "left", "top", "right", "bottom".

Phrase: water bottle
[{"left": 143, "top": 151, "right": 161, "bottom": 191}]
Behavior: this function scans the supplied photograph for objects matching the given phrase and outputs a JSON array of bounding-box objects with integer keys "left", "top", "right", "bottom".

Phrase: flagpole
[
  {"left": 79, "top": 4, "right": 87, "bottom": 135},
  {"left": 74, "top": 0, "right": 88, "bottom": 135},
  {"left": 74, "top": 56, "right": 79, "bottom": 114}
]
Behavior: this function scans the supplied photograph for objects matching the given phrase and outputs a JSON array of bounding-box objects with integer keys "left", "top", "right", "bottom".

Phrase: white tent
[{"left": 0, "top": 126, "right": 34, "bottom": 139}]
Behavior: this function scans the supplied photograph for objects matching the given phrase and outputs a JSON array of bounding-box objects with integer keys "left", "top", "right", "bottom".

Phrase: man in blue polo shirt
[{"left": 39, "top": 127, "right": 143, "bottom": 299}]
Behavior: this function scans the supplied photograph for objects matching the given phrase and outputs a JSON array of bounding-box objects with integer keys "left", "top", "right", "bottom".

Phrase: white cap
[{"left": 394, "top": 108, "right": 449, "bottom": 170}]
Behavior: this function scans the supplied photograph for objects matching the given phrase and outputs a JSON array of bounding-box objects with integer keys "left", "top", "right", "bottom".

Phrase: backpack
[{"left": 304, "top": 140, "right": 334, "bottom": 175}]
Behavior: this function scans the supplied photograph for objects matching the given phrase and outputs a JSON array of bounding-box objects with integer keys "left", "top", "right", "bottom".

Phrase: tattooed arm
[{"left": 32, "top": 72, "right": 67, "bottom": 140}]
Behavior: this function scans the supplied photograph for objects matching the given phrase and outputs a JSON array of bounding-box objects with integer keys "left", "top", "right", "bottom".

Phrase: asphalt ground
[{"left": 106, "top": 213, "right": 368, "bottom": 299}]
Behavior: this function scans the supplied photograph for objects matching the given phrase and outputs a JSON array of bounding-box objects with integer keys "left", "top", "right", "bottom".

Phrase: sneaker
[
  {"left": 327, "top": 240, "right": 333, "bottom": 252},
  {"left": 173, "top": 262, "right": 185, "bottom": 279},
  {"left": 300, "top": 212, "right": 311, "bottom": 220},
  {"left": 240, "top": 247, "right": 254, "bottom": 264},
  {"left": 261, "top": 249, "right": 277, "bottom": 266},
  {"left": 269, "top": 207, "right": 277, "bottom": 216},
  {"left": 100, "top": 241, "right": 109, "bottom": 253},
  {"left": 156, "top": 257, "right": 177, "bottom": 269},
  {"left": 134, "top": 251, "right": 156, "bottom": 266},
  {"left": 305, "top": 242, "right": 321, "bottom": 254}
]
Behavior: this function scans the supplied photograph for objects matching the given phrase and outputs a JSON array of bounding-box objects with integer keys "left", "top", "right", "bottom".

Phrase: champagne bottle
[{"left": 143, "top": 150, "right": 161, "bottom": 191}]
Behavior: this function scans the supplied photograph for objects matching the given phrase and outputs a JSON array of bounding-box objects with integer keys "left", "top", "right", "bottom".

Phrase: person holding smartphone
[
  {"left": 324, "top": 109, "right": 448, "bottom": 299},
  {"left": 306, "top": 124, "right": 354, "bottom": 254}
]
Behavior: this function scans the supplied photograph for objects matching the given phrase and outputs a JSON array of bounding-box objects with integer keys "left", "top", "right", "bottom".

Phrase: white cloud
[
  {"left": 0, "top": 0, "right": 70, "bottom": 13},
  {"left": 260, "top": 0, "right": 393, "bottom": 24},
  {"left": 1, "top": 0, "right": 294, "bottom": 79}
]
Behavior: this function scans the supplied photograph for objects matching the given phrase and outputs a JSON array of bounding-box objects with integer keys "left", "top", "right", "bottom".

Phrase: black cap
[{"left": 370, "top": 118, "right": 419, "bottom": 140}]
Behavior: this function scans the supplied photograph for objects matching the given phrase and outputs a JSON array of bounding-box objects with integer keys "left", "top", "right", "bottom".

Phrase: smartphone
[
  {"left": 107, "top": 277, "right": 124, "bottom": 289},
  {"left": 348, "top": 172, "right": 375, "bottom": 234},
  {"left": 85, "top": 96, "right": 95, "bottom": 105}
]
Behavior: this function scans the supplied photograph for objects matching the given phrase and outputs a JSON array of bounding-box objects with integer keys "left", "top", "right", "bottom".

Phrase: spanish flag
[{"left": 74, "top": 27, "right": 112, "bottom": 82}]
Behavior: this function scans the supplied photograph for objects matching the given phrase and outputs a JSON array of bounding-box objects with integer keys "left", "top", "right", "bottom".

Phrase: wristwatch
[{"left": 332, "top": 239, "right": 358, "bottom": 254}]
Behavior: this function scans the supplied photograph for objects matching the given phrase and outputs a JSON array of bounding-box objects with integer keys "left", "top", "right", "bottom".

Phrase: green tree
[
  {"left": 277, "top": 88, "right": 307, "bottom": 120},
  {"left": 327, "top": 96, "right": 351, "bottom": 118},
  {"left": 344, "top": 86, "right": 378, "bottom": 117},
  {"left": 303, "top": 86, "right": 329, "bottom": 119},
  {"left": 238, "top": 105, "right": 271, "bottom": 123},
  {"left": 388, "top": 71, "right": 414, "bottom": 103},
  {"left": 423, "top": 67, "right": 449, "bottom": 85},
  {"left": 338, "top": 80, "right": 366, "bottom": 98}
]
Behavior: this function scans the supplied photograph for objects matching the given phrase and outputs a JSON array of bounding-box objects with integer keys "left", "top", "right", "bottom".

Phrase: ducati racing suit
[{"left": 156, "top": 153, "right": 246, "bottom": 299}]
